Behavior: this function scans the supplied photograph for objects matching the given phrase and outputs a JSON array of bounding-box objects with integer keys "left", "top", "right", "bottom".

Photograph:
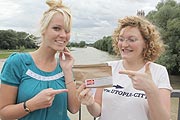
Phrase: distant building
[{"left": 137, "top": 10, "right": 145, "bottom": 17}]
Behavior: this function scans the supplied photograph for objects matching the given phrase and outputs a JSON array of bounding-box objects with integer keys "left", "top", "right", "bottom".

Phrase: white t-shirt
[{"left": 99, "top": 60, "right": 172, "bottom": 120}]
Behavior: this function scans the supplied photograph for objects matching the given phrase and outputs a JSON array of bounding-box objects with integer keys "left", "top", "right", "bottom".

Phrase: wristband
[
  {"left": 65, "top": 81, "right": 74, "bottom": 85},
  {"left": 23, "top": 101, "right": 31, "bottom": 113},
  {"left": 65, "top": 80, "right": 75, "bottom": 85}
]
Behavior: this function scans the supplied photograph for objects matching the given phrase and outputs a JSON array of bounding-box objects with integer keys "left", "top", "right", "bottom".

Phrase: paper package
[{"left": 73, "top": 63, "right": 113, "bottom": 88}]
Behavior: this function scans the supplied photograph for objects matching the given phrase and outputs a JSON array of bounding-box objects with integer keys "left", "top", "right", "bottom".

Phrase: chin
[
  {"left": 121, "top": 56, "right": 130, "bottom": 60},
  {"left": 54, "top": 46, "right": 65, "bottom": 52},
  {"left": 57, "top": 49, "right": 64, "bottom": 52}
]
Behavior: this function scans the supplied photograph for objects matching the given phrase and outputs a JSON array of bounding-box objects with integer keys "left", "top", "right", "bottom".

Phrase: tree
[
  {"left": 0, "top": 29, "right": 37, "bottom": 49},
  {"left": 79, "top": 41, "right": 86, "bottom": 48},
  {"left": 146, "top": 0, "right": 180, "bottom": 75}
]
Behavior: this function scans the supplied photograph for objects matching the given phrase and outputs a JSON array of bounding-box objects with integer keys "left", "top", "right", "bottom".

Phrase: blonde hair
[
  {"left": 112, "top": 16, "right": 165, "bottom": 62},
  {"left": 40, "top": 0, "right": 72, "bottom": 34}
]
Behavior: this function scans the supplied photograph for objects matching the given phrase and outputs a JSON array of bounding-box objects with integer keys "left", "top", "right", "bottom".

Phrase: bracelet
[
  {"left": 23, "top": 101, "right": 31, "bottom": 113},
  {"left": 65, "top": 80, "right": 75, "bottom": 85}
]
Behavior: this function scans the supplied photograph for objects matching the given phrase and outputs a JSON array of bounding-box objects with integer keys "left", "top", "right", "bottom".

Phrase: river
[{"left": 0, "top": 47, "right": 179, "bottom": 120}]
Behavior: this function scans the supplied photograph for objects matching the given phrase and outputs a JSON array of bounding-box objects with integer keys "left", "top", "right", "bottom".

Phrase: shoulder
[
  {"left": 4, "top": 52, "right": 32, "bottom": 69},
  {"left": 107, "top": 60, "right": 122, "bottom": 66},
  {"left": 149, "top": 62, "right": 167, "bottom": 71},
  {"left": 5, "top": 53, "right": 22, "bottom": 64},
  {"left": 149, "top": 62, "right": 169, "bottom": 79},
  {"left": 5, "top": 52, "right": 28, "bottom": 64},
  {"left": 107, "top": 60, "right": 123, "bottom": 72}
]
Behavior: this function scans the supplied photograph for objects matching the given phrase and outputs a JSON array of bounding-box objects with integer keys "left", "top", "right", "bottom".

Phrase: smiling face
[
  {"left": 118, "top": 26, "right": 146, "bottom": 61},
  {"left": 42, "top": 13, "right": 70, "bottom": 52}
]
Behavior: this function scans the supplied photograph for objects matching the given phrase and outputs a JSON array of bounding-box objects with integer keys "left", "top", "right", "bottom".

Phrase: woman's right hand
[
  {"left": 27, "top": 88, "right": 68, "bottom": 111},
  {"left": 77, "top": 83, "right": 95, "bottom": 106}
]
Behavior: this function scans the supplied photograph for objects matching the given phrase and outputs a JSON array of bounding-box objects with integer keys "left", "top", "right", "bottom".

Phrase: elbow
[
  {"left": 91, "top": 113, "right": 101, "bottom": 118},
  {"left": 0, "top": 111, "right": 7, "bottom": 120},
  {"left": 0, "top": 110, "right": 4, "bottom": 119},
  {"left": 70, "top": 109, "right": 79, "bottom": 114},
  {"left": 68, "top": 104, "right": 81, "bottom": 114},
  {"left": 69, "top": 107, "right": 80, "bottom": 114},
  {"left": 89, "top": 111, "right": 101, "bottom": 118}
]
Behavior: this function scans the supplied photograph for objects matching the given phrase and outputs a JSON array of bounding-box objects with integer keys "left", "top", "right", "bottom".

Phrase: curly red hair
[{"left": 112, "top": 16, "right": 165, "bottom": 62}]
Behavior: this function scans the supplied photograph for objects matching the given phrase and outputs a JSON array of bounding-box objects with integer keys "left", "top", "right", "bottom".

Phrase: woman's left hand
[
  {"left": 119, "top": 62, "right": 156, "bottom": 93},
  {"left": 59, "top": 47, "right": 74, "bottom": 72}
]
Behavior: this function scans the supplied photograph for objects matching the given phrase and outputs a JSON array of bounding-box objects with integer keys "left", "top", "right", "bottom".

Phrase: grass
[{"left": 0, "top": 49, "right": 35, "bottom": 59}]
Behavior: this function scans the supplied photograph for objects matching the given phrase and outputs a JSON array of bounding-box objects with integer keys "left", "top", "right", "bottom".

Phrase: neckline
[
  {"left": 27, "top": 53, "right": 59, "bottom": 74},
  {"left": 121, "top": 60, "right": 145, "bottom": 72}
]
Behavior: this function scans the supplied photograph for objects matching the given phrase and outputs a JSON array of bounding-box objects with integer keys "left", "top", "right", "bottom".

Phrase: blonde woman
[{"left": 0, "top": 0, "right": 80, "bottom": 120}]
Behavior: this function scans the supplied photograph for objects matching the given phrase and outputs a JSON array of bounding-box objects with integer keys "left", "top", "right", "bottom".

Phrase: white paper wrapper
[
  {"left": 85, "top": 76, "right": 113, "bottom": 88},
  {"left": 73, "top": 63, "right": 112, "bottom": 88}
]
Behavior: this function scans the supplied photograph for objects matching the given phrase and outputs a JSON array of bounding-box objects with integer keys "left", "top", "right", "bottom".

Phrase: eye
[
  {"left": 128, "top": 37, "right": 137, "bottom": 42},
  {"left": 52, "top": 26, "right": 61, "bottom": 31},
  {"left": 118, "top": 37, "right": 124, "bottom": 42}
]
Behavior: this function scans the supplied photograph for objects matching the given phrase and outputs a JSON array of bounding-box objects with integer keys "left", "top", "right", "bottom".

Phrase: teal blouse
[{"left": 0, "top": 53, "right": 70, "bottom": 120}]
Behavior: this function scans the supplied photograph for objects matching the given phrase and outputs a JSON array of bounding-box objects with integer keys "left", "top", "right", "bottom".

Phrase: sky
[{"left": 0, "top": 0, "right": 179, "bottom": 43}]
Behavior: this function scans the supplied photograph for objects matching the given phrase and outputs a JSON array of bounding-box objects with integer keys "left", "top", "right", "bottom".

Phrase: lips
[
  {"left": 55, "top": 40, "right": 65, "bottom": 45},
  {"left": 122, "top": 48, "right": 133, "bottom": 53}
]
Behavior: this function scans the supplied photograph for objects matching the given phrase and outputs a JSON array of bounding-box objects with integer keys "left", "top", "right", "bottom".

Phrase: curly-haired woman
[{"left": 77, "top": 16, "right": 172, "bottom": 120}]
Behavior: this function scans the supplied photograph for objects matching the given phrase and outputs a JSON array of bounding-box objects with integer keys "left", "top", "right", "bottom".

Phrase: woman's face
[
  {"left": 118, "top": 26, "right": 146, "bottom": 61},
  {"left": 42, "top": 13, "right": 70, "bottom": 52}
]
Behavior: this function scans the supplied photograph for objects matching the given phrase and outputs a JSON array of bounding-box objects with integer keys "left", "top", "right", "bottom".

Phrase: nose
[
  {"left": 59, "top": 29, "right": 66, "bottom": 37},
  {"left": 121, "top": 40, "right": 129, "bottom": 47}
]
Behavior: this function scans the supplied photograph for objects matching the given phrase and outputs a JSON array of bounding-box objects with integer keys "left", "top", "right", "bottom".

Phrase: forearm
[
  {"left": 64, "top": 71, "right": 80, "bottom": 113},
  {"left": 0, "top": 103, "right": 29, "bottom": 119},
  {"left": 87, "top": 102, "right": 101, "bottom": 117},
  {"left": 146, "top": 87, "right": 170, "bottom": 120}
]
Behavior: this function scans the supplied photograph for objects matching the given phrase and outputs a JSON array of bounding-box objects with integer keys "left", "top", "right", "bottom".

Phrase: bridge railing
[
  {"left": 171, "top": 89, "right": 180, "bottom": 120},
  {"left": 78, "top": 89, "right": 180, "bottom": 120}
]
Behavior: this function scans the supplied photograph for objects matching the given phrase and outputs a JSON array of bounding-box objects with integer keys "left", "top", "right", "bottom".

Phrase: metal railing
[
  {"left": 78, "top": 89, "right": 180, "bottom": 120},
  {"left": 171, "top": 89, "right": 180, "bottom": 120}
]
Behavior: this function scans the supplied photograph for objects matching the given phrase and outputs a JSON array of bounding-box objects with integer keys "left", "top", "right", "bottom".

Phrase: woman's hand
[
  {"left": 59, "top": 47, "right": 74, "bottom": 73},
  {"left": 27, "top": 88, "right": 68, "bottom": 111},
  {"left": 119, "top": 62, "right": 156, "bottom": 94},
  {"left": 77, "top": 83, "right": 95, "bottom": 106}
]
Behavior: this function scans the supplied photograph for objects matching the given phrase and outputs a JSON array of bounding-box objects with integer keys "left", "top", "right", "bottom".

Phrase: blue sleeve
[{"left": 0, "top": 53, "right": 23, "bottom": 87}]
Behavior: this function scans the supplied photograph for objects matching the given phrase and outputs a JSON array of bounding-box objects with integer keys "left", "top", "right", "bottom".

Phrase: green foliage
[
  {"left": 0, "top": 29, "right": 37, "bottom": 50},
  {"left": 146, "top": 0, "right": 180, "bottom": 75},
  {"left": 79, "top": 41, "right": 86, "bottom": 48},
  {"left": 93, "top": 36, "right": 115, "bottom": 54},
  {"left": 19, "top": 46, "right": 25, "bottom": 52},
  {"left": 69, "top": 41, "right": 87, "bottom": 48},
  {"left": 0, "top": 49, "right": 35, "bottom": 59},
  {"left": 0, "top": 53, "right": 11, "bottom": 59},
  {"left": 69, "top": 42, "right": 79, "bottom": 47}
]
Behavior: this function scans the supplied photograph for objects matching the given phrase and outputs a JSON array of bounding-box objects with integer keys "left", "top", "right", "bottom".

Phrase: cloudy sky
[{"left": 0, "top": 0, "right": 179, "bottom": 43}]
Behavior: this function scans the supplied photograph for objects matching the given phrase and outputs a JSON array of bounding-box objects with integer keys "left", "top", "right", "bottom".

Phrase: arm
[
  {"left": 0, "top": 84, "right": 68, "bottom": 119},
  {"left": 119, "top": 62, "right": 171, "bottom": 120},
  {"left": 77, "top": 84, "right": 103, "bottom": 117},
  {"left": 86, "top": 88, "right": 103, "bottom": 117},
  {"left": 59, "top": 48, "right": 80, "bottom": 113},
  {"left": 146, "top": 88, "right": 171, "bottom": 120},
  {"left": 64, "top": 70, "right": 80, "bottom": 113},
  {"left": 142, "top": 63, "right": 171, "bottom": 120},
  {"left": 0, "top": 84, "right": 29, "bottom": 119}
]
